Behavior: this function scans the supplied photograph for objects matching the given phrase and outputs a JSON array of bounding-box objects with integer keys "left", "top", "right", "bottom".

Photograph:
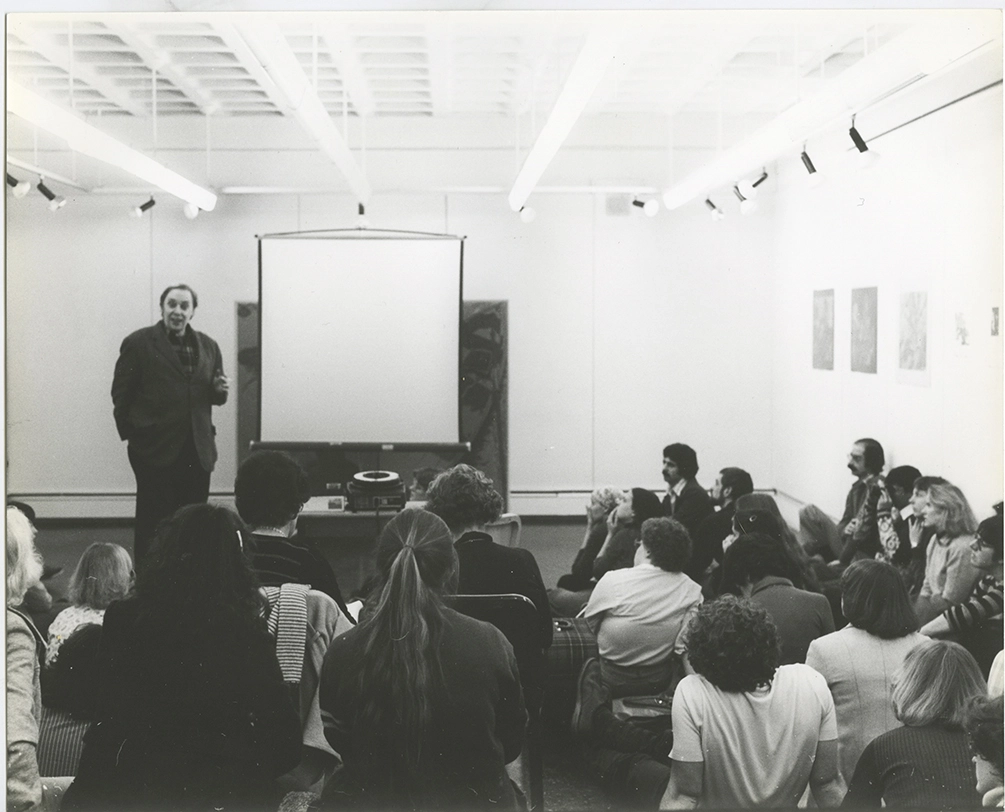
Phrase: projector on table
[{"left": 346, "top": 470, "right": 407, "bottom": 512}]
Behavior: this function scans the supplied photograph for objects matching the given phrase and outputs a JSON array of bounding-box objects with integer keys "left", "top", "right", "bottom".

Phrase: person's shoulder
[
  {"left": 192, "top": 327, "right": 221, "bottom": 348},
  {"left": 776, "top": 662, "right": 831, "bottom": 693},
  {"left": 443, "top": 606, "right": 511, "bottom": 647},
  {"left": 121, "top": 324, "right": 159, "bottom": 345}
]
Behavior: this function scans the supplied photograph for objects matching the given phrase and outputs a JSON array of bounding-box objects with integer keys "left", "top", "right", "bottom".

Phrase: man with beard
[
  {"left": 660, "top": 443, "right": 713, "bottom": 537},
  {"left": 685, "top": 467, "right": 753, "bottom": 583}
]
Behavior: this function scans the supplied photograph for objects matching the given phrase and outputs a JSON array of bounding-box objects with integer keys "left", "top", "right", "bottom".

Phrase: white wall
[{"left": 771, "top": 87, "right": 1004, "bottom": 518}]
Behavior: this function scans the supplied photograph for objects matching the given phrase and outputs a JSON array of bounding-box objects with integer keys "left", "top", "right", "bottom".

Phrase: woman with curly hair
[
  {"left": 964, "top": 694, "right": 1004, "bottom": 808},
  {"left": 662, "top": 596, "right": 844, "bottom": 808},
  {"left": 426, "top": 464, "right": 552, "bottom": 646},
  {"left": 842, "top": 640, "right": 985, "bottom": 808},
  {"left": 62, "top": 503, "right": 301, "bottom": 812},
  {"left": 319, "top": 509, "right": 526, "bottom": 810}
]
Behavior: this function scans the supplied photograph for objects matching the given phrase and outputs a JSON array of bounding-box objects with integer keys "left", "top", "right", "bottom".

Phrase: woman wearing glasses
[{"left": 921, "top": 514, "right": 1003, "bottom": 676}]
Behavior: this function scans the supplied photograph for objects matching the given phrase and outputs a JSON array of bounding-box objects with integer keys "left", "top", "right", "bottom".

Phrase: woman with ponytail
[{"left": 319, "top": 508, "right": 527, "bottom": 810}]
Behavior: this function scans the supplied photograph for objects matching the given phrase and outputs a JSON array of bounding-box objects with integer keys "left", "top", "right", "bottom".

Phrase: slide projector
[{"left": 347, "top": 470, "right": 407, "bottom": 512}]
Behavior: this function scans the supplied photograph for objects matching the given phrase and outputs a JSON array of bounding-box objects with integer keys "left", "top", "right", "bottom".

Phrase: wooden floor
[{"left": 30, "top": 514, "right": 616, "bottom": 810}]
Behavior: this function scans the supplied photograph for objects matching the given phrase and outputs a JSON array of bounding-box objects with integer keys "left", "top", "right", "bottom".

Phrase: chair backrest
[
  {"left": 484, "top": 513, "right": 522, "bottom": 548},
  {"left": 449, "top": 593, "right": 545, "bottom": 698}
]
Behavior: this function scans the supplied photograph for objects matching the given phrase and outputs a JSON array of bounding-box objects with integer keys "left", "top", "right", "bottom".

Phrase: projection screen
[{"left": 259, "top": 233, "right": 463, "bottom": 444}]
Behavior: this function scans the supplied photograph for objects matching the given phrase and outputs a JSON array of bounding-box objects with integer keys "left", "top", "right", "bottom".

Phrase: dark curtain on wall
[{"left": 236, "top": 300, "right": 508, "bottom": 506}]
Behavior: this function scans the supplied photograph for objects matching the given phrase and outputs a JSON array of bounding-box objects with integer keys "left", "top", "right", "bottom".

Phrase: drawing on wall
[
  {"left": 851, "top": 287, "right": 878, "bottom": 374},
  {"left": 812, "top": 289, "right": 834, "bottom": 370},
  {"left": 899, "top": 292, "right": 927, "bottom": 371},
  {"left": 993, "top": 307, "right": 1000, "bottom": 337},
  {"left": 955, "top": 312, "right": 969, "bottom": 346}
]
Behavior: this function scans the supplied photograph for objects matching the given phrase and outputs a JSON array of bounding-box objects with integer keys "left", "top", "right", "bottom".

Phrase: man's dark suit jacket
[
  {"left": 687, "top": 504, "right": 735, "bottom": 583},
  {"left": 111, "top": 323, "right": 227, "bottom": 471},
  {"left": 454, "top": 531, "right": 553, "bottom": 647},
  {"left": 661, "top": 478, "right": 714, "bottom": 537}
]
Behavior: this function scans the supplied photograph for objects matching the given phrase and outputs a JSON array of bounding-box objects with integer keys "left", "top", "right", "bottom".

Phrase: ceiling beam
[
  {"left": 7, "top": 20, "right": 148, "bottom": 117},
  {"left": 102, "top": 20, "right": 217, "bottom": 116}
]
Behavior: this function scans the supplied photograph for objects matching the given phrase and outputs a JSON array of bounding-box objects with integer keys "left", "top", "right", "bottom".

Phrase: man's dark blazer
[
  {"left": 662, "top": 478, "right": 715, "bottom": 537},
  {"left": 454, "top": 531, "right": 553, "bottom": 647},
  {"left": 111, "top": 323, "right": 227, "bottom": 471},
  {"left": 687, "top": 503, "right": 735, "bottom": 582}
]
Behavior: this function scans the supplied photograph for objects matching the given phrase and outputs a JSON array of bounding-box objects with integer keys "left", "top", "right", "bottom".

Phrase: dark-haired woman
[
  {"left": 319, "top": 508, "right": 527, "bottom": 810},
  {"left": 591, "top": 487, "right": 664, "bottom": 579},
  {"left": 662, "top": 596, "right": 844, "bottom": 808},
  {"left": 62, "top": 504, "right": 301, "bottom": 812},
  {"left": 806, "top": 560, "right": 927, "bottom": 783}
]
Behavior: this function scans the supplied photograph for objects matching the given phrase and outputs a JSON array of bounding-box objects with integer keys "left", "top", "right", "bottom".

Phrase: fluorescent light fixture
[
  {"left": 6, "top": 173, "right": 30, "bottom": 198},
  {"left": 519, "top": 205, "right": 536, "bottom": 224},
  {"left": 7, "top": 81, "right": 216, "bottom": 212},
  {"left": 633, "top": 198, "right": 660, "bottom": 217},
  {"left": 36, "top": 179, "right": 66, "bottom": 211},
  {"left": 130, "top": 197, "right": 156, "bottom": 218},
  {"left": 704, "top": 198, "right": 725, "bottom": 221},
  {"left": 508, "top": 22, "right": 628, "bottom": 212},
  {"left": 236, "top": 20, "right": 371, "bottom": 206},
  {"left": 661, "top": 15, "right": 998, "bottom": 212}
]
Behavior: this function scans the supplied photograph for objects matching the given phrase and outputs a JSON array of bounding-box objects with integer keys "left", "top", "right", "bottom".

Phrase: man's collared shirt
[
  {"left": 162, "top": 321, "right": 199, "bottom": 376},
  {"left": 667, "top": 478, "right": 687, "bottom": 511}
]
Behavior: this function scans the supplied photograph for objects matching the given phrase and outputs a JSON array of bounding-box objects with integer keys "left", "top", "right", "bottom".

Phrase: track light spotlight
[
  {"left": 849, "top": 121, "right": 879, "bottom": 168},
  {"left": 130, "top": 197, "right": 156, "bottom": 218},
  {"left": 737, "top": 171, "right": 769, "bottom": 200},
  {"left": 632, "top": 198, "right": 659, "bottom": 217},
  {"left": 356, "top": 201, "right": 371, "bottom": 229},
  {"left": 519, "top": 205, "right": 536, "bottom": 224},
  {"left": 704, "top": 198, "right": 725, "bottom": 221},
  {"left": 6, "top": 173, "right": 30, "bottom": 198},
  {"left": 36, "top": 179, "right": 66, "bottom": 211},
  {"left": 800, "top": 149, "right": 825, "bottom": 187},
  {"left": 183, "top": 202, "right": 200, "bottom": 220},
  {"left": 733, "top": 184, "right": 757, "bottom": 215}
]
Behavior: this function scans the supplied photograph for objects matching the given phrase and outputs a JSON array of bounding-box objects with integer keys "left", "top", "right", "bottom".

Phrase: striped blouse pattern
[{"left": 944, "top": 574, "right": 1004, "bottom": 633}]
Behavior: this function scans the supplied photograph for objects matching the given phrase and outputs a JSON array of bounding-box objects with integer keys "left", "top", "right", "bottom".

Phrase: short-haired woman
[
  {"left": 915, "top": 482, "right": 982, "bottom": 624},
  {"left": 806, "top": 560, "right": 927, "bottom": 782},
  {"left": 964, "top": 694, "right": 1004, "bottom": 808},
  {"left": 662, "top": 596, "right": 844, "bottom": 808},
  {"left": 842, "top": 640, "right": 986, "bottom": 809},
  {"left": 46, "top": 543, "right": 132, "bottom": 666},
  {"left": 319, "top": 509, "right": 527, "bottom": 809},
  {"left": 921, "top": 514, "right": 1003, "bottom": 675},
  {"left": 62, "top": 504, "right": 301, "bottom": 812}
]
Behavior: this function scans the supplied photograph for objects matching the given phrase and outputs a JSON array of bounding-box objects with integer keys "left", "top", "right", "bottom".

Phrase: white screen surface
[{"left": 259, "top": 236, "right": 462, "bottom": 443}]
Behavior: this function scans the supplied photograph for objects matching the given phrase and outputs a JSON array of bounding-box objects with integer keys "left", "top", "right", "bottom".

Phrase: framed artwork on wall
[
  {"left": 812, "top": 289, "right": 835, "bottom": 371},
  {"left": 851, "top": 287, "right": 878, "bottom": 374},
  {"left": 898, "top": 291, "right": 931, "bottom": 386}
]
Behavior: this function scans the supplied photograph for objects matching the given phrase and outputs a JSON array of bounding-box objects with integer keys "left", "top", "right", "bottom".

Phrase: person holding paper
[{"left": 111, "top": 284, "right": 228, "bottom": 564}]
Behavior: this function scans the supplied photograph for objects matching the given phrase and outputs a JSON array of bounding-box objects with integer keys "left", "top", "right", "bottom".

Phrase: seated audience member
[
  {"left": 7, "top": 505, "right": 50, "bottom": 812},
  {"left": 319, "top": 509, "right": 527, "bottom": 810},
  {"left": 62, "top": 504, "right": 301, "bottom": 812},
  {"left": 989, "top": 650, "right": 1005, "bottom": 698},
  {"left": 591, "top": 487, "right": 664, "bottom": 580},
  {"left": 843, "top": 640, "right": 986, "bottom": 809},
  {"left": 572, "top": 517, "right": 702, "bottom": 734},
  {"left": 734, "top": 492, "right": 821, "bottom": 591},
  {"left": 806, "top": 560, "right": 927, "bottom": 783},
  {"left": 914, "top": 482, "right": 982, "bottom": 624},
  {"left": 800, "top": 438, "right": 885, "bottom": 561},
  {"left": 425, "top": 464, "right": 552, "bottom": 646},
  {"left": 660, "top": 443, "right": 713, "bottom": 535},
  {"left": 235, "top": 450, "right": 354, "bottom": 620},
  {"left": 662, "top": 596, "right": 844, "bottom": 808},
  {"left": 686, "top": 466, "right": 752, "bottom": 583},
  {"left": 900, "top": 475, "right": 946, "bottom": 595},
  {"left": 964, "top": 694, "right": 1004, "bottom": 808},
  {"left": 722, "top": 532, "right": 834, "bottom": 663},
  {"left": 921, "top": 514, "right": 1003, "bottom": 676},
  {"left": 46, "top": 542, "right": 132, "bottom": 666},
  {"left": 8, "top": 500, "right": 59, "bottom": 633},
  {"left": 408, "top": 466, "right": 443, "bottom": 503},
  {"left": 549, "top": 487, "right": 625, "bottom": 617},
  {"left": 839, "top": 464, "right": 922, "bottom": 566}
]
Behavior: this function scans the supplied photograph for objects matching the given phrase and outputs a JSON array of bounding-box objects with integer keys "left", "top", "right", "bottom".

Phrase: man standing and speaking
[{"left": 112, "top": 284, "right": 229, "bottom": 564}]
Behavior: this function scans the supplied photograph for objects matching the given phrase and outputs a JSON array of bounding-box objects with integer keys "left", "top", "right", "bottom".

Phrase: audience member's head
[
  {"left": 712, "top": 468, "right": 753, "bottom": 508},
  {"left": 639, "top": 517, "right": 691, "bottom": 573},
  {"left": 139, "top": 503, "right": 261, "bottom": 620},
  {"left": 971, "top": 514, "right": 1004, "bottom": 569},
  {"left": 6, "top": 500, "right": 36, "bottom": 525},
  {"left": 374, "top": 509, "right": 458, "bottom": 604},
  {"left": 234, "top": 450, "right": 311, "bottom": 530},
  {"left": 410, "top": 466, "right": 444, "bottom": 501},
  {"left": 964, "top": 695, "right": 1004, "bottom": 798},
  {"left": 7, "top": 506, "right": 43, "bottom": 608},
  {"left": 732, "top": 508, "right": 783, "bottom": 541},
  {"left": 734, "top": 493, "right": 794, "bottom": 538},
  {"left": 589, "top": 486, "right": 625, "bottom": 521},
  {"left": 627, "top": 487, "right": 663, "bottom": 527},
  {"left": 911, "top": 475, "right": 947, "bottom": 517},
  {"left": 425, "top": 464, "right": 503, "bottom": 534},
  {"left": 840, "top": 559, "right": 919, "bottom": 639},
  {"left": 849, "top": 438, "right": 885, "bottom": 477},
  {"left": 68, "top": 542, "right": 133, "bottom": 610},
  {"left": 923, "top": 482, "right": 979, "bottom": 537},
  {"left": 685, "top": 596, "right": 780, "bottom": 693},
  {"left": 662, "top": 443, "right": 699, "bottom": 485},
  {"left": 892, "top": 640, "right": 987, "bottom": 729},
  {"left": 885, "top": 465, "right": 922, "bottom": 508},
  {"left": 721, "top": 532, "right": 792, "bottom": 591}
]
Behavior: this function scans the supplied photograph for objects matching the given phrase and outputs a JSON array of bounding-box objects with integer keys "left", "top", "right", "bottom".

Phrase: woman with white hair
[{"left": 7, "top": 505, "right": 47, "bottom": 811}]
